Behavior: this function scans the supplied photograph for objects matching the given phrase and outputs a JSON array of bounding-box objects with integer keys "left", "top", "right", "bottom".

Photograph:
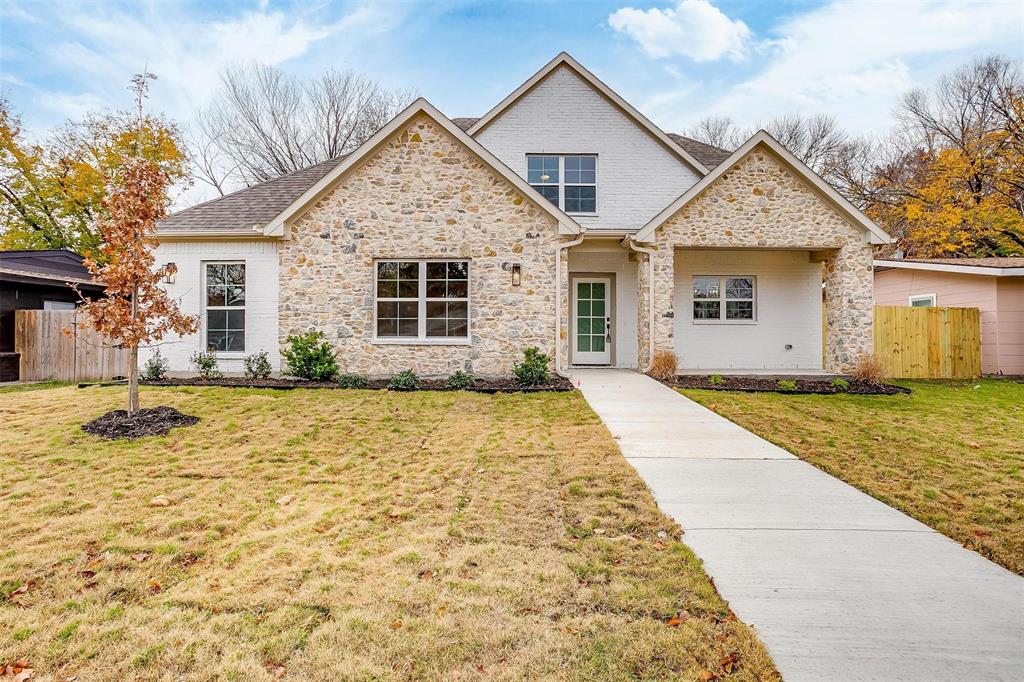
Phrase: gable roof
[
  {"left": 159, "top": 155, "right": 349, "bottom": 236},
  {"left": 261, "top": 98, "right": 583, "bottom": 237},
  {"left": 465, "top": 52, "right": 711, "bottom": 176},
  {"left": 874, "top": 257, "right": 1024, "bottom": 276},
  {"left": 632, "top": 130, "right": 892, "bottom": 245}
]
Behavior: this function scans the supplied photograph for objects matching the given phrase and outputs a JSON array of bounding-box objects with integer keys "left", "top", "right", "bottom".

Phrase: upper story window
[{"left": 527, "top": 154, "right": 597, "bottom": 214}]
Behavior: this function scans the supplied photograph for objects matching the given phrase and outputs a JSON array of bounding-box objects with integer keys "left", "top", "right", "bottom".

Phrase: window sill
[
  {"left": 692, "top": 320, "right": 758, "bottom": 326},
  {"left": 372, "top": 337, "right": 472, "bottom": 346},
  {"left": 567, "top": 213, "right": 598, "bottom": 217},
  {"left": 211, "top": 352, "right": 247, "bottom": 358}
]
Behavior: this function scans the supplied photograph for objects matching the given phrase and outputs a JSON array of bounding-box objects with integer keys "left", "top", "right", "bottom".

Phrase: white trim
[
  {"left": 527, "top": 153, "right": 598, "bottom": 216},
  {"left": 372, "top": 259, "right": 471, "bottom": 344},
  {"left": 261, "top": 98, "right": 583, "bottom": 238},
  {"left": 874, "top": 259, "right": 1024, "bottom": 277},
  {"left": 909, "top": 293, "right": 938, "bottom": 307},
  {"left": 467, "top": 52, "right": 710, "bottom": 176},
  {"left": 571, "top": 276, "right": 613, "bottom": 365},
  {"left": 202, "top": 260, "right": 247, "bottom": 355},
  {"left": 632, "top": 130, "right": 892, "bottom": 245},
  {"left": 690, "top": 275, "right": 757, "bottom": 324}
]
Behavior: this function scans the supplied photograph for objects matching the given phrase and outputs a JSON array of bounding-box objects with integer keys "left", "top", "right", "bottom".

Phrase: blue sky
[{"left": 2, "top": 0, "right": 1022, "bottom": 146}]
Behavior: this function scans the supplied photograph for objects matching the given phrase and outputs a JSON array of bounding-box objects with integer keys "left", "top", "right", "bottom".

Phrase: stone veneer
[
  {"left": 640, "top": 146, "right": 874, "bottom": 373},
  {"left": 279, "top": 114, "right": 571, "bottom": 377}
]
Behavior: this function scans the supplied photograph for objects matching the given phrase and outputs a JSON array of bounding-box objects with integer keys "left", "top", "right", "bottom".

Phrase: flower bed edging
[
  {"left": 664, "top": 375, "right": 909, "bottom": 395},
  {"left": 128, "top": 377, "right": 574, "bottom": 393}
]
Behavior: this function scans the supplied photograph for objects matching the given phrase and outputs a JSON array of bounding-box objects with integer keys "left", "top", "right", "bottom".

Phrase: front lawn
[
  {"left": 681, "top": 379, "right": 1024, "bottom": 575},
  {"left": 1, "top": 385, "right": 778, "bottom": 681}
]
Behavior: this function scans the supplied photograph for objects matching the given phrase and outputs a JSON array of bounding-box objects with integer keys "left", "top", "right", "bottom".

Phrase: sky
[{"left": 2, "top": 0, "right": 1022, "bottom": 203}]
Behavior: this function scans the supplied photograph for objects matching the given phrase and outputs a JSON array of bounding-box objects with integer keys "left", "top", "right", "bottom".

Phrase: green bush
[
  {"left": 243, "top": 350, "right": 272, "bottom": 380},
  {"left": 708, "top": 374, "right": 724, "bottom": 386},
  {"left": 282, "top": 331, "right": 338, "bottom": 381},
  {"left": 776, "top": 379, "right": 798, "bottom": 391},
  {"left": 513, "top": 347, "right": 551, "bottom": 386},
  {"left": 190, "top": 350, "right": 222, "bottom": 380},
  {"left": 337, "top": 373, "right": 368, "bottom": 389},
  {"left": 831, "top": 377, "right": 851, "bottom": 392},
  {"left": 388, "top": 369, "right": 420, "bottom": 391},
  {"left": 445, "top": 371, "right": 476, "bottom": 390},
  {"left": 141, "top": 350, "right": 169, "bottom": 381}
]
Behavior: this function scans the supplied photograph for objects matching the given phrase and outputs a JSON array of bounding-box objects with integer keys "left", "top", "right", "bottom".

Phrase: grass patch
[
  {"left": 682, "top": 378, "right": 1024, "bottom": 574},
  {"left": 0, "top": 385, "right": 778, "bottom": 680}
]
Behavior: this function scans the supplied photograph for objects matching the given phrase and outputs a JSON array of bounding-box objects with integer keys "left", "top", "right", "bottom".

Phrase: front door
[{"left": 573, "top": 277, "right": 611, "bottom": 365}]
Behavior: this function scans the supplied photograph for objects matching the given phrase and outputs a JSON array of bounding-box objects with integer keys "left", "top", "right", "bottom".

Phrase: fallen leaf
[
  {"left": 435, "top": 606, "right": 446, "bottom": 616},
  {"left": 700, "top": 671, "right": 716, "bottom": 681},
  {"left": 276, "top": 494, "right": 295, "bottom": 506},
  {"left": 13, "top": 669, "right": 35, "bottom": 682},
  {"left": 389, "top": 619, "right": 402, "bottom": 630},
  {"left": 79, "top": 570, "right": 96, "bottom": 580},
  {"left": 593, "top": 528, "right": 606, "bottom": 535},
  {"left": 147, "top": 579, "right": 162, "bottom": 593},
  {"left": 8, "top": 584, "right": 28, "bottom": 598},
  {"left": 149, "top": 495, "right": 171, "bottom": 507},
  {"left": 665, "top": 617, "right": 683, "bottom": 627},
  {"left": 720, "top": 652, "right": 740, "bottom": 673},
  {"left": 653, "top": 541, "right": 666, "bottom": 551},
  {"left": 418, "top": 569, "right": 435, "bottom": 581},
  {"left": 85, "top": 558, "right": 103, "bottom": 570},
  {"left": 475, "top": 665, "right": 486, "bottom": 673},
  {"left": 130, "top": 552, "right": 150, "bottom": 563},
  {"left": 967, "top": 442, "right": 981, "bottom": 449}
]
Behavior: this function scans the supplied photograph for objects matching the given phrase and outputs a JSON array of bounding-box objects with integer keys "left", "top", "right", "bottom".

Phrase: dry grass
[
  {"left": 648, "top": 351, "right": 678, "bottom": 382},
  {"left": 1, "top": 385, "right": 778, "bottom": 681},
  {"left": 851, "top": 353, "right": 885, "bottom": 383},
  {"left": 682, "top": 379, "right": 1024, "bottom": 575}
]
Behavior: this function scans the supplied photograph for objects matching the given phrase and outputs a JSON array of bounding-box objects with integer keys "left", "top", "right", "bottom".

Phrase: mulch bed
[
  {"left": 139, "top": 376, "right": 574, "bottom": 393},
  {"left": 82, "top": 406, "right": 200, "bottom": 440},
  {"left": 665, "top": 375, "right": 910, "bottom": 395}
]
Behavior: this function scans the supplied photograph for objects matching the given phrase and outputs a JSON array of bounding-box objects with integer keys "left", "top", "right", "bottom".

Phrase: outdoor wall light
[
  {"left": 511, "top": 263, "right": 522, "bottom": 286},
  {"left": 162, "top": 262, "right": 177, "bottom": 285}
]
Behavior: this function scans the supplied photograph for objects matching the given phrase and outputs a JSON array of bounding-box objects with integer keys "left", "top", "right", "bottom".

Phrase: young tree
[
  {"left": 0, "top": 98, "right": 187, "bottom": 255},
  {"left": 75, "top": 73, "right": 198, "bottom": 414}
]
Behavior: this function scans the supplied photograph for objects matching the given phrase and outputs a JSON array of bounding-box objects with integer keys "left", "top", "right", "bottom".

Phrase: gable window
[
  {"left": 909, "top": 294, "right": 937, "bottom": 307},
  {"left": 205, "top": 262, "right": 245, "bottom": 352},
  {"left": 375, "top": 260, "right": 469, "bottom": 341},
  {"left": 692, "top": 276, "right": 755, "bottom": 322},
  {"left": 527, "top": 154, "right": 597, "bottom": 214}
]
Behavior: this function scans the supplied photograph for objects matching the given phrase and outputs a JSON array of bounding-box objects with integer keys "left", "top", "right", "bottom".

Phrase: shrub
[
  {"left": 337, "top": 373, "right": 369, "bottom": 389},
  {"left": 708, "top": 373, "right": 724, "bottom": 386},
  {"left": 282, "top": 331, "right": 338, "bottom": 381},
  {"left": 243, "top": 350, "right": 272, "bottom": 380},
  {"left": 445, "top": 371, "right": 476, "bottom": 390},
  {"left": 190, "top": 350, "right": 222, "bottom": 380},
  {"left": 649, "top": 350, "right": 678, "bottom": 381},
  {"left": 853, "top": 353, "right": 886, "bottom": 384},
  {"left": 831, "top": 377, "right": 850, "bottom": 392},
  {"left": 513, "top": 346, "right": 551, "bottom": 386},
  {"left": 141, "top": 350, "right": 169, "bottom": 381},
  {"left": 388, "top": 369, "right": 420, "bottom": 391},
  {"left": 776, "top": 379, "right": 798, "bottom": 391}
]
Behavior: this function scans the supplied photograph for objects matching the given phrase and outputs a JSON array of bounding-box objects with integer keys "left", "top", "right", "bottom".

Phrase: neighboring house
[
  {"left": 150, "top": 53, "right": 889, "bottom": 377},
  {"left": 0, "top": 249, "right": 105, "bottom": 381},
  {"left": 874, "top": 257, "right": 1024, "bottom": 375}
]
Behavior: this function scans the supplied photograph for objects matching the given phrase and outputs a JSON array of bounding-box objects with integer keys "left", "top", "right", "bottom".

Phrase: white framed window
[
  {"left": 374, "top": 260, "right": 470, "bottom": 342},
  {"left": 43, "top": 300, "right": 75, "bottom": 311},
  {"left": 692, "top": 276, "right": 756, "bottom": 323},
  {"left": 204, "top": 262, "right": 245, "bottom": 352},
  {"left": 527, "top": 154, "right": 597, "bottom": 214},
  {"left": 909, "top": 293, "right": 937, "bottom": 307}
]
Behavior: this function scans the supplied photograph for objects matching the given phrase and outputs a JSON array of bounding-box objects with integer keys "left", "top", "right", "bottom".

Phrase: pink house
[{"left": 874, "top": 258, "right": 1024, "bottom": 375}]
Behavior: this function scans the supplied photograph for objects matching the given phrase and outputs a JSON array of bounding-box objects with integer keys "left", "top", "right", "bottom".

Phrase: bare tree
[
  {"left": 194, "top": 63, "right": 416, "bottom": 188},
  {"left": 683, "top": 115, "right": 746, "bottom": 150}
]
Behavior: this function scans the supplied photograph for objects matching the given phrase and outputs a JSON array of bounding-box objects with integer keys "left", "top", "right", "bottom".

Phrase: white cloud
[
  {"left": 609, "top": 0, "right": 751, "bottom": 62},
  {"left": 643, "top": 0, "right": 1024, "bottom": 136}
]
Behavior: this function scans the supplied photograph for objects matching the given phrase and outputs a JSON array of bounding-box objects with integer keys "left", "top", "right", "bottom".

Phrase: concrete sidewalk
[{"left": 573, "top": 368, "right": 1024, "bottom": 682}]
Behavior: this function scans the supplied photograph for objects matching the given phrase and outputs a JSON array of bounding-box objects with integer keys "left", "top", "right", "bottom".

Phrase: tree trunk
[{"left": 128, "top": 345, "right": 140, "bottom": 415}]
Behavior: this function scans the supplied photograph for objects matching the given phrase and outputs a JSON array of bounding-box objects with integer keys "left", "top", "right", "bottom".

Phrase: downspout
[
  {"left": 625, "top": 237, "right": 656, "bottom": 373},
  {"left": 555, "top": 231, "right": 586, "bottom": 378}
]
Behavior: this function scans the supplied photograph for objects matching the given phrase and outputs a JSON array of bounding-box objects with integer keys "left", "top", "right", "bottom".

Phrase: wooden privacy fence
[
  {"left": 14, "top": 310, "right": 130, "bottom": 382},
  {"left": 873, "top": 306, "right": 981, "bottom": 379}
]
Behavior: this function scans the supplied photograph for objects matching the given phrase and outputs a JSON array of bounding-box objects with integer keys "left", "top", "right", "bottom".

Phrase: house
[
  {"left": 0, "top": 249, "right": 105, "bottom": 381},
  {"left": 874, "top": 257, "right": 1024, "bottom": 375},
  {"left": 149, "top": 53, "right": 889, "bottom": 377}
]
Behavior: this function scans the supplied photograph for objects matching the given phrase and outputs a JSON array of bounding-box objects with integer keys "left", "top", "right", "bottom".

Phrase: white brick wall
[
  {"left": 569, "top": 248, "right": 639, "bottom": 368},
  {"left": 674, "top": 250, "right": 823, "bottom": 369},
  {"left": 476, "top": 66, "right": 700, "bottom": 232},
  {"left": 142, "top": 239, "right": 281, "bottom": 374}
]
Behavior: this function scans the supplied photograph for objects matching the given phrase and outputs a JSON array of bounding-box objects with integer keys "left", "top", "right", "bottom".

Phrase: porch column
[
  {"left": 637, "top": 243, "right": 675, "bottom": 368},
  {"left": 824, "top": 242, "right": 874, "bottom": 373}
]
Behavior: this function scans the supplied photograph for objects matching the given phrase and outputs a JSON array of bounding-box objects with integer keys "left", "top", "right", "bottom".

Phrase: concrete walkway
[{"left": 573, "top": 368, "right": 1024, "bottom": 682}]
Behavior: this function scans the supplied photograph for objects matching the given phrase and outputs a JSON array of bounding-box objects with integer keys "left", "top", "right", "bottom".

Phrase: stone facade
[
  {"left": 639, "top": 146, "right": 874, "bottom": 373},
  {"left": 279, "top": 114, "right": 571, "bottom": 377}
]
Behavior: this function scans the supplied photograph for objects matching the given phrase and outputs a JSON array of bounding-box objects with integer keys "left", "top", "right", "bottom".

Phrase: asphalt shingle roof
[
  {"left": 881, "top": 257, "right": 1024, "bottom": 269},
  {"left": 158, "top": 117, "right": 732, "bottom": 234}
]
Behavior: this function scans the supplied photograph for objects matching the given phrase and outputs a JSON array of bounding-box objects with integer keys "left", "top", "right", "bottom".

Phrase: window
[
  {"left": 375, "top": 260, "right": 469, "bottom": 341},
  {"left": 527, "top": 154, "right": 596, "bottom": 214},
  {"left": 43, "top": 300, "right": 75, "bottom": 311},
  {"left": 205, "top": 262, "right": 245, "bottom": 352},
  {"left": 910, "top": 294, "right": 937, "bottom": 307},
  {"left": 692, "top": 276, "right": 755, "bottom": 322}
]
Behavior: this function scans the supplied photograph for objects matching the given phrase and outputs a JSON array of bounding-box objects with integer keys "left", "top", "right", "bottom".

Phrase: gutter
[
  {"left": 554, "top": 233, "right": 586, "bottom": 378},
  {"left": 623, "top": 237, "right": 656, "bottom": 373}
]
